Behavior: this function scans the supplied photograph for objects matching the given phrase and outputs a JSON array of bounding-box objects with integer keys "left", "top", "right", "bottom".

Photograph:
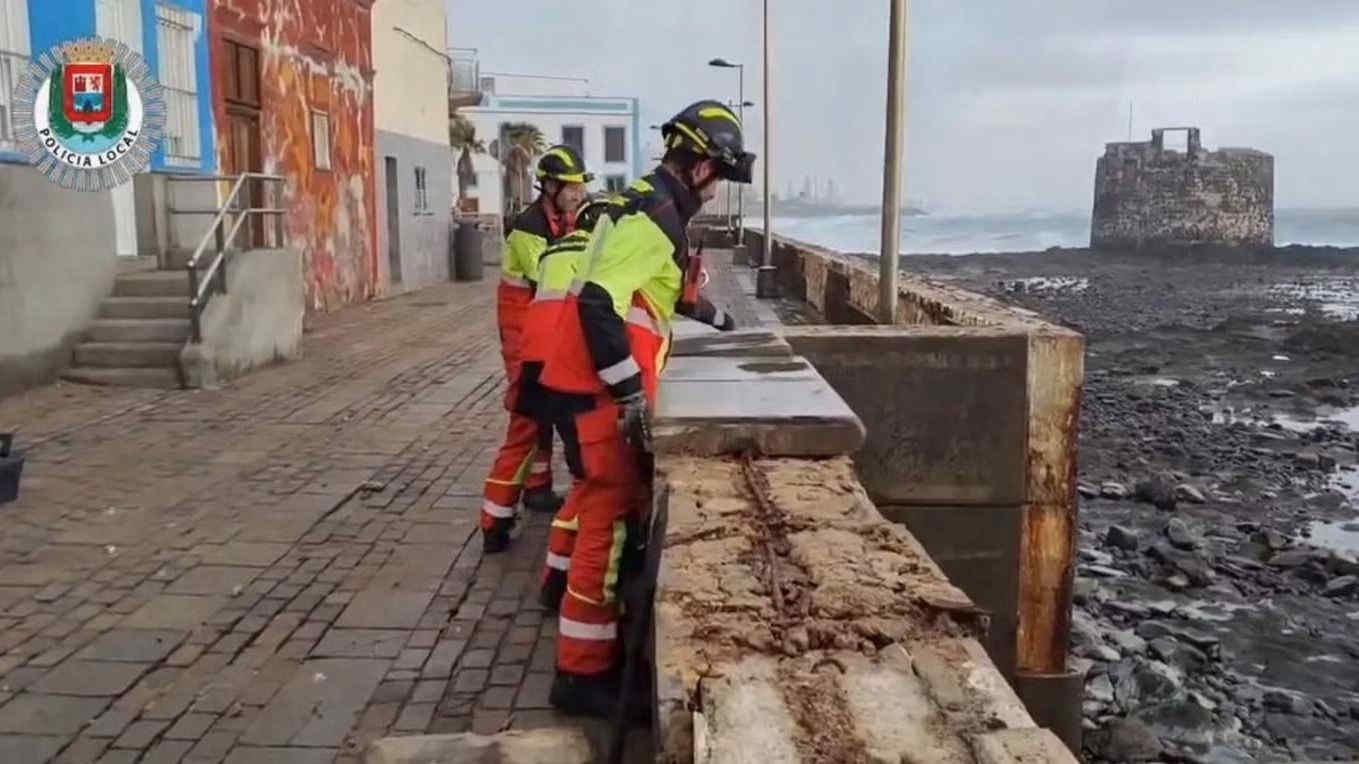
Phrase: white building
[
  {"left": 455, "top": 71, "right": 642, "bottom": 217},
  {"left": 371, "top": 0, "right": 452, "bottom": 294}
]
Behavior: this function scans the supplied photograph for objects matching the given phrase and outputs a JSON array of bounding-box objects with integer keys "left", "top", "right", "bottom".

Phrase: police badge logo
[{"left": 11, "top": 37, "right": 166, "bottom": 191}]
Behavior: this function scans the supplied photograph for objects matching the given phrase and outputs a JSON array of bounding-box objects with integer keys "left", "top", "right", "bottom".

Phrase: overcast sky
[{"left": 448, "top": 1, "right": 1359, "bottom": 214}]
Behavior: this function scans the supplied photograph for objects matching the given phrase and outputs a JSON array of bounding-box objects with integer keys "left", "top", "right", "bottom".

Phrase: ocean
[{"left": 748, "top": 208, "right": 1359, "bottom": 256}]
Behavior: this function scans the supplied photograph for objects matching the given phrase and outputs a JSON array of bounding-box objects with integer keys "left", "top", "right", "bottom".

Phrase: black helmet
[
  {"left": 661, "top": 100, "right": 756, "bottom": 184},
  {"left": 536, "top": 145, "right": 593, "bottom": 184},
  {"left": 574, "top": 197, "right": 612, "bottom": 232}
]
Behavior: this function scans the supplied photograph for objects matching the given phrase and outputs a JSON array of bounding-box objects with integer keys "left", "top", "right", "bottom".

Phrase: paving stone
[
  {"left": 112, "top": 718, "right": 170, "bottom": 749},
  {"left": 198, "top": 544, "right": 291, "bottom": 568},
  {"left": 33, "top": 662, "right": 149, "bottom": 696},
  {"left": 371, "top": 681, "right": 414, "bottom": 705},
  {"left": 120, "top": 596, "right": 226, "bottom": 630},
  {"left": 86, "top": 707, "right": 138, "bottom": 738},
  {"left": 77, "top": 630, "right": 186, "bottom": 663},
  {"left": 451, "top": 670, "right": 487, "bottom": 694},
  {"left": 94, "top": 750, "right": 140, "bottom": 764},
  {"left": 54, "top": 735, "right": 111, "bottom": 764},
  {"left": 392, "top": 648, "right": 429, "bottom": 672},
  {"left": 514, "top": 672, "right": 554, "bottom": 710},
  {"left": 167, "top": 568, "right": 257, "bottom": 597},
  {"left": 186, "top": 730, "right": 237, "bottom": 762},
  {"left": 392, "top": 702, "right": 435, "bottom": 732},
  {"left": 479, "top": 686, "right": 516, "bottom": 710},
  {"left": 0, "top": 694, "right": 110, "bottom": 734},
  {"left": 506, "top": 626, "right": 537, "bottom": 646},
  {"left": 496, "top": 642, "right": 533, "bottom": 665},
  {"left": 0, "top": 733, "right": 68, "bottom": 763},
  {"left": 239, "top": 659, "right": 386, "bottom": 748},
  {"left": 141, "top": 739, "right": 194, "bottom": 764},
  {"left": 488, "top": 665, "right": 524, "bottom": 687},
  {"left": 358, "top": 703, "right": 399, "bottom": 731},
  {"left": 459, "top": 649, "right": 493, "bottom": 670},
  {"left": 223, "top": 748, "right": 338, "bottom": 764},
  {"left": 333, "top": 591, "right": 433, "bottom": 630},
  {"left": 310, "top": 629, "right": 405, "bottom": 659},
  {"left": 165, "top": 712, "right": 217, "bottom": 740}
]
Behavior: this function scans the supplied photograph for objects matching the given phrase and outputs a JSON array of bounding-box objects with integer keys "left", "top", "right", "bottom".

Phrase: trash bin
[
  {"left": 453, "top": 222, "right": 484, "bottom": 282},
  {"left": 0, "top": 433, "right": 23, "bottom": 505}
]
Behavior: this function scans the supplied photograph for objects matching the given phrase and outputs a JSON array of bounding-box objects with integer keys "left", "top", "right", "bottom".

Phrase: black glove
[
  {"left": 716, "top": 311, "right": 737, "bottom": 332},
  {"left": 617, "top": 391, "right": 652, "bottom": 453}
]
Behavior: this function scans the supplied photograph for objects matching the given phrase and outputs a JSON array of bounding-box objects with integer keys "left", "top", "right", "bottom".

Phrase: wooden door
[{"left": 222, "top": 39, "right": 265, "bottom": 247}]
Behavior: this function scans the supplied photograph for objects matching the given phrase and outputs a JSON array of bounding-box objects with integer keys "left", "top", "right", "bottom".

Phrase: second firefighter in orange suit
[
  {"left": 481, "top": 146, "right": 592, "bottom": 554},
  {"left": 537, "top": 101, "right": 753, "bottom": 716}
]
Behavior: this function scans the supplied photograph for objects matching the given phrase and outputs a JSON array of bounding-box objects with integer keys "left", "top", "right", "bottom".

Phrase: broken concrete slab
[
  {"left": 654, "top": 455, "right": 1070, "bottom": 763},
  {"left": 653, "top": 376, "right": 864, "bottom": 458},
  {"left": 971, "top": 728, "right": 1079, "bottom": 764},
  {"left": 364, "top": 728, "right": 593, "bottom": 764},
  {"left": 241, "top": 659, "right": 387, "bottom": 747}
]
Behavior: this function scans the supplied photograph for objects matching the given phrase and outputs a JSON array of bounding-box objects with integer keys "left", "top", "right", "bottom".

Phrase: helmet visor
[{"left": 717, "top": 151, "right": 757, "bottom": 184}]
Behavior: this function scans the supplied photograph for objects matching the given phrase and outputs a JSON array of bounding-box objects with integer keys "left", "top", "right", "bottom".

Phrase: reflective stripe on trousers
[{"left": 480, "top": 413, "right": 552, "bottom": 533}]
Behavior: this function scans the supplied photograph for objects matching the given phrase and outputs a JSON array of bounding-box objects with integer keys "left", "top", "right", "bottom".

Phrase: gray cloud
[{"left": 449, "top": 0, "right": 1359, "bottom": 212}]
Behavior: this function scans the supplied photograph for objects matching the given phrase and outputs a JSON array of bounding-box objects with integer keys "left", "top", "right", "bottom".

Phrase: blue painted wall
[{"left": 3, "top": 0, "right": 215, "bottom": 173}]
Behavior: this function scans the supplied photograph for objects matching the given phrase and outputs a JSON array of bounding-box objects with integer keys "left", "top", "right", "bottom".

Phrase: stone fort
[{"left": 1091, "top": 127, "right": 1274, "bottom": 250}]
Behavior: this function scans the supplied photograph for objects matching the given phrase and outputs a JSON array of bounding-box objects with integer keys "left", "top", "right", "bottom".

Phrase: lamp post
[
  {"left": 878, "top": 0, "right": 907, "bottom": 323},
  {"left": 754, "top": 0, "right": 777, "bottom": 297},
  {"left": 708, "top": 57, "right": 746, "bottom": 245}
]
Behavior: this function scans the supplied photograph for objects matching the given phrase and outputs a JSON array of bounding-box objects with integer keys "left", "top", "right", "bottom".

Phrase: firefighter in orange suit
[
  {"left": 512, "top": 198, "right": 615, "bottom": 612},
  {"left": 481, "top": 146, "right": 592, "bottom": 554},
  {"left": 537, "top": 101, "right": 753, "bottom": 715}
]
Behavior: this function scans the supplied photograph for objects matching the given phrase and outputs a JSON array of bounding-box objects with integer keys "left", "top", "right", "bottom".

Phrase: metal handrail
[{"left": 176, "top": 172, "right": 287, "bottom": 342}]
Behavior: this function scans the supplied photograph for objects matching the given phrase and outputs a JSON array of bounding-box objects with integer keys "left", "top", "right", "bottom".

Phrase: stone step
[
  {"left": 61, "top": 366, "right": 181, "bottom": 389},
  {"left": 87, "top": 318, "right": 191, "bottom": 343},
  {"left": 113, "top": 270, "right": 191, "bottom": 298},
  {"left": 98, "top": 296, "right": 190, "bottom": 320},
  {"left": 73, "top": 342, "right": 182, "bottom": 369},
  {"left": 162, "top": 247, "right": 236, "bottom": 270}
]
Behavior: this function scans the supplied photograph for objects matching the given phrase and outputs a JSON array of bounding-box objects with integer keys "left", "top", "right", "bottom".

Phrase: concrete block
[
  {"left": 694, "top": 658, "right": 801, "bottom": 763},
  {"left": 364, "top": 728, "right": 593, "bottom": 764},
  {"left": 881, "top": 504, "right": 1022, "bottom": 677},
  {"left": 653, "top": 370, "right": 865, "bottom": 458},
  {"left": 667, "top": 328, "right": 791, "bottom": 358},
  {"left": 786, "top": 326, "right": 1029, "bottom": 504},
  {"left": 181, "top": 248, "right": 304, "bottom": 389}
]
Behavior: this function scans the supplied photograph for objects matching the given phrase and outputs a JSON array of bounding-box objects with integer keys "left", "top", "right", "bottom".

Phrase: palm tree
[
  {"left": 449, "top": 113, "right": 485, "bottom": 204},
  {"left": 499, "top": 122, "right": 546, "bottom": 214}
]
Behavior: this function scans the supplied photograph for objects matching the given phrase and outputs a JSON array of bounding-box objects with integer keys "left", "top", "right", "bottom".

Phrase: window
[
  {"left": 414, "top": 166, "right": 429, "bottom": 213},
  {"left": 605, "top": 175, "right": 627, "bottom": 193},
  {"left": 0, "top": 0, "right": 32, "bottom": 152},
  {"left": 467, "top": 172, "right": 478, "bottom": 189},
  {"left": 604, "top": 126, "right": 626, "bottom": 163},
  {"left": 223, "top": 39, "right": 260, "bottom": 107},
  {"left": 561, "top": 125, "right": 584, "bottom": 159},
  {"left": 311, "top": 110, "right": 330, "bottom": 170},
  {"left": 156, "top": 4, "right": 201, "bottom": 165}
]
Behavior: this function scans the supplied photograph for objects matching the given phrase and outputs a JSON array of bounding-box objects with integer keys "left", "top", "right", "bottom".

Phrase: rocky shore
[{"left": 906, "top": 246, "right": 1359, "bottom": 762}]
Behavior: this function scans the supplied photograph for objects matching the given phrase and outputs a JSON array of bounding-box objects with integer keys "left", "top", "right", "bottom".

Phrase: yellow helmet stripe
[
  {"left": 545, "top": 147, "right": 576, "bottom": 169},
  {"left": 670, "top": 122, "right": 710, "bottom": 152},
  {"left": 698, "top": 106, "right": 740, "bottom": 127}
]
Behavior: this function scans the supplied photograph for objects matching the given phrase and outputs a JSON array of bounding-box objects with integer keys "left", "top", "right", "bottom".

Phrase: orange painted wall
[{"left": 212, "top": 0, "right": 378, "bottom": 312}]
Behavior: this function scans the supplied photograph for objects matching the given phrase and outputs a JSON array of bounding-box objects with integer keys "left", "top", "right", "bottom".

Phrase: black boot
[
  {"left": 522, "top": 486, "right": 564, "bottom": 513},
  {"left": 482, "top": 519, "right": 514, "bottom": 554},
  {"left": 549, "top": 671, "right": 620, "bottom": 718},
  {"left": 539, "top": 569, "right": 566, "bottom": 613}
]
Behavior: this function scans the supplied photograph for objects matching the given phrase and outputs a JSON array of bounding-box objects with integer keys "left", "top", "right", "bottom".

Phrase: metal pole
[
  {"left": 737, "top": 65, "right": 745, "bottom": 246},
  {"left": 878, "top": 0, "right": 907, "bottom": 324},
  {"left": 755, "top": 0, "right": 777, "bottom": 298}
]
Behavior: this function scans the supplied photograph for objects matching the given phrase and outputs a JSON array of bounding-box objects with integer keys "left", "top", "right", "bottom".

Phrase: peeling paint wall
[{"left": 211, "top": 0, "right": 377, "bottom": 312}]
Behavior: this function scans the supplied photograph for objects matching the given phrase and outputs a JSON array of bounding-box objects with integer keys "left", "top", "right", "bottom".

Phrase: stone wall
[{"left": 1091, "top": 127, "right": 1274, "bottom": 250}]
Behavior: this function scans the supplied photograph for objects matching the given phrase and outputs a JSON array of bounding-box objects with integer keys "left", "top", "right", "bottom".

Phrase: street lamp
[{"left": 709, "top": 57, "right": 746, "bottom": 245}]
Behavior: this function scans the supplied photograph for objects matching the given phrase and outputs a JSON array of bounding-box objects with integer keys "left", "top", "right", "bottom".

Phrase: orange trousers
[
  {"left": 479, "top": 413, "right": 553, "bottom": 533},
  {"left": 552, "top": 399, "right": 642, "bottom": 677}
]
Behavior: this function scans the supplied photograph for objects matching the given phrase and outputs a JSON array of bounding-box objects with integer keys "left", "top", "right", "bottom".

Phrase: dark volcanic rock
[
  {"left": 1166, "top": 518, "right": 1201, "bottom": 550},
  {"left": 1101, "top": 717, "right": 1165, "bottom": 762},
  {"left": 1135, "top": 475, "right": 1178, "bottom": 510},
  {"left": 1324, "top": 575, "right": 1358, "bottom": 598},
  {"left": 1134, "top": 700, "right": 1216, "bottom": 751},
  {"left": 1107, "top": 524, "right": 1140, "bottom": 551}
]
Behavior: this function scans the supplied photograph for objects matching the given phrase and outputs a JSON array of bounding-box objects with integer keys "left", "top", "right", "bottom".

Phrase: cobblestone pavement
[{"left": 0, "top": 256, "right": 768, "bottom": 763}]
